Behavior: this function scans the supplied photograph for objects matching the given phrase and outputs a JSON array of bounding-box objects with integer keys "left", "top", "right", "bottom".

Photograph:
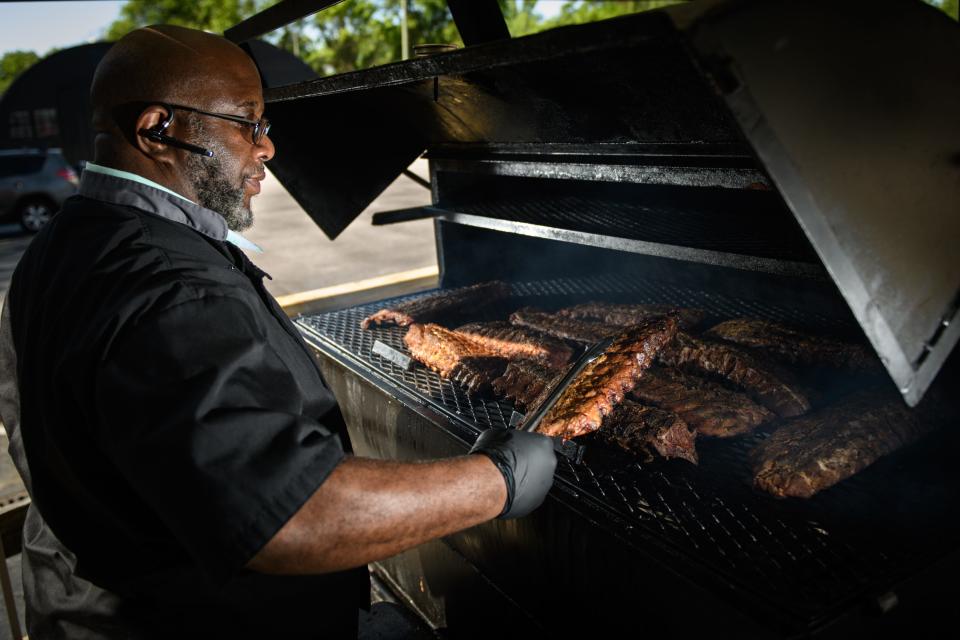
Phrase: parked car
[{"left": 0, "top": 148, "right": 78, "bottom": 232}]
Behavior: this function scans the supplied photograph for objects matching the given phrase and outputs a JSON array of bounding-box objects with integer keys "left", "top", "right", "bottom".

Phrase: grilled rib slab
[
  {"left": 403, "top": 323, "right": 507, "bottom": 395},
  {"left": 509, "top": 307, "right": 617, "bottom": 344},
  {"left": 456, "top": 321, "right": 573, "bottom": 369},
  {"left": 559, "top": 302, "right": 705, "bottom": 331},
  {"left": 751, "top": 390, "right": 928, "bottom": 498},
  {"left": 597, "top": 400, "right": 698, "bottom": 464},
  {"left": 491, "top": 360, "right": 563, "bottom": 409},
  {"left": 658, "top": 332, "right": 810, "bottom": 418},
  {"left": 631, "top": 366, "right": 773, "bottom": 437},
  {"left": 534, "top": 316, "right": 678, "bottom": 438},
  {"left": 361, "top": 281, "right": 510, "bottom": 329},
  {"left": 706, "top": 318, "right": 882, "bottom": 374}
]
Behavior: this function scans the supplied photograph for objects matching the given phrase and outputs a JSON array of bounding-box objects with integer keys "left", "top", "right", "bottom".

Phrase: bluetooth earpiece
[{"left": 137, "top": 106, "right": 214, "bottom": 158}]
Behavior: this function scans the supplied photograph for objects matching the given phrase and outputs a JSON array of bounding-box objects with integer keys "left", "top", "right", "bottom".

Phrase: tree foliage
[
  {"left": 540, "top": 1, "right": 682, "bottom": 29},
  {"left": 0, "top": 50, "right": 41, "bottom": 95},
  {"left": 499, "top": 1, "right": 543, "bottom": 37},
  {"left": 303, "top": 0, "right": 466, "bottom": 75},
  {"left": 101, "top": 0, "right": 626, "bottom": 77},
  {"left": 931, "top": 0, "right": 959, "bottom": 19},
  {"left": 101, "top": 0, "right": 958, "bottom": 79},
  {"left": 105, "top": 0, "right": 261, "bottom": 41},
  {"left": 303, "top": 1, "right": 399, "bottom": 75}
]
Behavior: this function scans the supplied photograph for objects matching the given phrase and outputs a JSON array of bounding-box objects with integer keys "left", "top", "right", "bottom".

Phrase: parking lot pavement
[
  {"left": 239, "top": 158, "right": 437, "bottom": 298},
  {"left": 0, "top": 159, "right": 438, "bottom": 303}
]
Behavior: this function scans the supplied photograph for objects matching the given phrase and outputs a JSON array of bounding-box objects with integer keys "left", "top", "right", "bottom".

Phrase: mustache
[{"left": 244, "top": 165, "right": 266, "bottom": 181}]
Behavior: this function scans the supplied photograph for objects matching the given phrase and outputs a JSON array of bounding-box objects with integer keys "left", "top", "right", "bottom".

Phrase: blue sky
[
  {"left": 0, "top": 1, "right": 566, "bottom": 58},
  {"left": 0, "top": 1, "right": 127, "bottom": 56}
]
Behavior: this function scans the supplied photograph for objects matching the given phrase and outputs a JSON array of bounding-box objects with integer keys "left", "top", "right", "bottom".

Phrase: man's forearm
[{"left": 247, "top": 455, "right": 507, "bottom": 574}]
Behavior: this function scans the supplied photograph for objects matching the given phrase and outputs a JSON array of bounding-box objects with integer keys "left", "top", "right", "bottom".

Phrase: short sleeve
[{"left": 95, "top": 293, "right": 344, "bottom": 582}]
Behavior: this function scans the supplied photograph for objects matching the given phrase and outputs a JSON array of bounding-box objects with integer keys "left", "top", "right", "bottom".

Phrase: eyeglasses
[{"left": 162, "top": 102, "right": 271, "bottom": 145}]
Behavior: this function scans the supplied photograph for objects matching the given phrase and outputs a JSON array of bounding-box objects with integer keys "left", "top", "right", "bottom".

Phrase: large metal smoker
[{"left": 228, "top": 1, "right": 960, "bottom": 636}]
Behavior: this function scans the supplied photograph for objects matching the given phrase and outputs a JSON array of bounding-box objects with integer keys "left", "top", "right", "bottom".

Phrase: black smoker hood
[{"left": 260, "top": 0, "right": 960, "bottom": 408}]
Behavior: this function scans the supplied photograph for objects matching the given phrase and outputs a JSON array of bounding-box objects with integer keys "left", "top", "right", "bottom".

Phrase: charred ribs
[
  {"left": 509, "top": 307, "right": 617, "bottom": 344},
  {"left": 361, "top": 281, "right": 510, "bottom": 329},
  {"left": 533, "top": 316, "right": 678, "bottom": 438},
  {"left": 491, "top": 360, "right": 564, "bottom": 410},
  {"left": 403, "top": 323, "right": 507, "bottom": 395},
  {"left": 658, "top": 332, "right": 810, "bottom": 418},
  {"left": 751, "top": 389, "right": 928, "bottom": 499},
  {"left": 456, "top": 321, "right": 573, "bottom": 369},
  {"left": 706, "top": 318, "right": 882, "bottom": 374},
  {"left": 597, "top": 400, "right": 698, "bottom": 464},
  {"left": 631, "top": 366, "right": 773, "bottom": 437},
  {"left": 559, "top": 302, "right": 705, "bottom": 331}
]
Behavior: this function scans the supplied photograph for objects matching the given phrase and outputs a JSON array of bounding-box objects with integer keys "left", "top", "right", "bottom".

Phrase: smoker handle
[{"left": 371, "top": 206, "right": 444, "bottom": 226}]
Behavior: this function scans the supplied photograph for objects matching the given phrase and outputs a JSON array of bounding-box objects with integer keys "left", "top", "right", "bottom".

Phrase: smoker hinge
[{"left": 912, "top": 288, "right": 960, "bottom": 370}]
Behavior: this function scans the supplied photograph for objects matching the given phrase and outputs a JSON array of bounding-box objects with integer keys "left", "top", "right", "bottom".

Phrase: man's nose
[{"left": 255, "top": 133, "right": 275, "bottom": 163}]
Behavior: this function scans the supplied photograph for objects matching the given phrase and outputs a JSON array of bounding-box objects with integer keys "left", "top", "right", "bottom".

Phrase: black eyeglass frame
[
  {"left": 161, "top": 102, "right": 271, "bottom": 145},
  {"left": 137, "top": 102, "right": 271, "bottom": 158}
]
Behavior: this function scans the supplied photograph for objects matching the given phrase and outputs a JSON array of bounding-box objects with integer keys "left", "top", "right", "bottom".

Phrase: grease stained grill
[{"left": 296, "top": 277, "right": 960, "bottom": 631}]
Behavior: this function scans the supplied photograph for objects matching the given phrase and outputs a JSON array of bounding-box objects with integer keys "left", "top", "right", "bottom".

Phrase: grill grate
[
  {"left": 296, "top": 276, "right": 960, "bottom": 629},
  {"left": 440, "top": 193, "right": 820, "bottom": 264}
]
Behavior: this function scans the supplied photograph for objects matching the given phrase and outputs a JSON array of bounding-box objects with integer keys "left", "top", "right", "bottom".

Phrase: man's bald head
[
  {"left": 91, "top": 25, "right": 261, "bottom": 141},
  {"left": 88, "top": 24, "right": 273, "bottom": 231}
]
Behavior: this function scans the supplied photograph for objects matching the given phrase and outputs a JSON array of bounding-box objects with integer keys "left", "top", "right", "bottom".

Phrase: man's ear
[{"left": 135, "top": 105, "right": 174, "bottom": 158}]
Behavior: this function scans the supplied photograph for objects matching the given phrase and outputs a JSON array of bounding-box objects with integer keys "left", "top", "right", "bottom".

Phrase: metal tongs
[{"left": 513, "top": 334, "right": 616, "bottom": 463}]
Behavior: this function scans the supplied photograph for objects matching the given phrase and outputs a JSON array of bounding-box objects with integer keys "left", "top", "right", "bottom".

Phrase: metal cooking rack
[
  {"left": 444, "top": 194, "right": 818, "bottom": 262},
  {"left": 296, "top": 275, "right": 960, "bottom": 629}
]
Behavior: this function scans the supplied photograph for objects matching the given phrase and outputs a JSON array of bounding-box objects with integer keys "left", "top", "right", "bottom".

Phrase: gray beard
[{"left": 183, "top": 119, "right": 253, "bottom": 232}]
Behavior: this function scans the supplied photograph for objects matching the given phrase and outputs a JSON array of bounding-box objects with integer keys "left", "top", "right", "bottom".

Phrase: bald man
[{"left": 0, "top": 25, "right": 555, "bottom": 638}]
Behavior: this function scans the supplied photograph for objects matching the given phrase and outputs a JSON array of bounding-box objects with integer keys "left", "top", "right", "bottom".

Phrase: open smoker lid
[
  {"left": 679, "top": 0, "right": 960, "bottom": 406},
  {"left": 262, "top": 0, "right": 958, "bottom": 406}
]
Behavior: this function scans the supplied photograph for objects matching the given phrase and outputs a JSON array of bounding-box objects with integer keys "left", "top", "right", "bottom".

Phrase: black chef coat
[{"left": 0, "top": 167, "right": 368, "bottom": 638}]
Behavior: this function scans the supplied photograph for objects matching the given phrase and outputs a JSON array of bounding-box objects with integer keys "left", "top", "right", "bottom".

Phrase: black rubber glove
[{"left": 469, "top": 428, "right": 557, "bottom": 519}]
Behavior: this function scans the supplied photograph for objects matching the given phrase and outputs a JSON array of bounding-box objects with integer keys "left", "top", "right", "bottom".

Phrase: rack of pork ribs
[{"left": 363, "top": 282, "right": 926, "bottom": 499}]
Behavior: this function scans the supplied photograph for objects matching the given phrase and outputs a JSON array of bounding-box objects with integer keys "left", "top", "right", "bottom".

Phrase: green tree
[
  {"left": 499, "top": 0, "right": 543, "bottom": 37},
  {"left": 103, "top": 0, "right": 313, "bottom": 75},
  {"left": 104, "top": 0, "right": 261, "bottom": 40},
  {"left": 304, "top": 1, "right": 400, "bottom": 75},
  {"left": 0, "top": 50, "right": 40, "bottom": 95},
  {"left": 304, "top": 0, "right": 465, "bottom": 76},
  {"left": 98, "top": 0, "right": 688, "bottom": 77},
  {"left": 407, "top": 0, "right": 461, "bottom": 47},
  {"left": 923, "top": 0, "right": 958, "bottom": 19},
  {"left": 100, "top": 0, "right": 957, "bottom": 81},
  {"left": 543, "top": 0, "right": 684, "bottom": 29}
]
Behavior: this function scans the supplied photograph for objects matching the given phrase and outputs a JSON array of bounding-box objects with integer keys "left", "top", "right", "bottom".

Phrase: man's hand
[{"left": 469, "top": 428, "right": 557, "bottom": 519}]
